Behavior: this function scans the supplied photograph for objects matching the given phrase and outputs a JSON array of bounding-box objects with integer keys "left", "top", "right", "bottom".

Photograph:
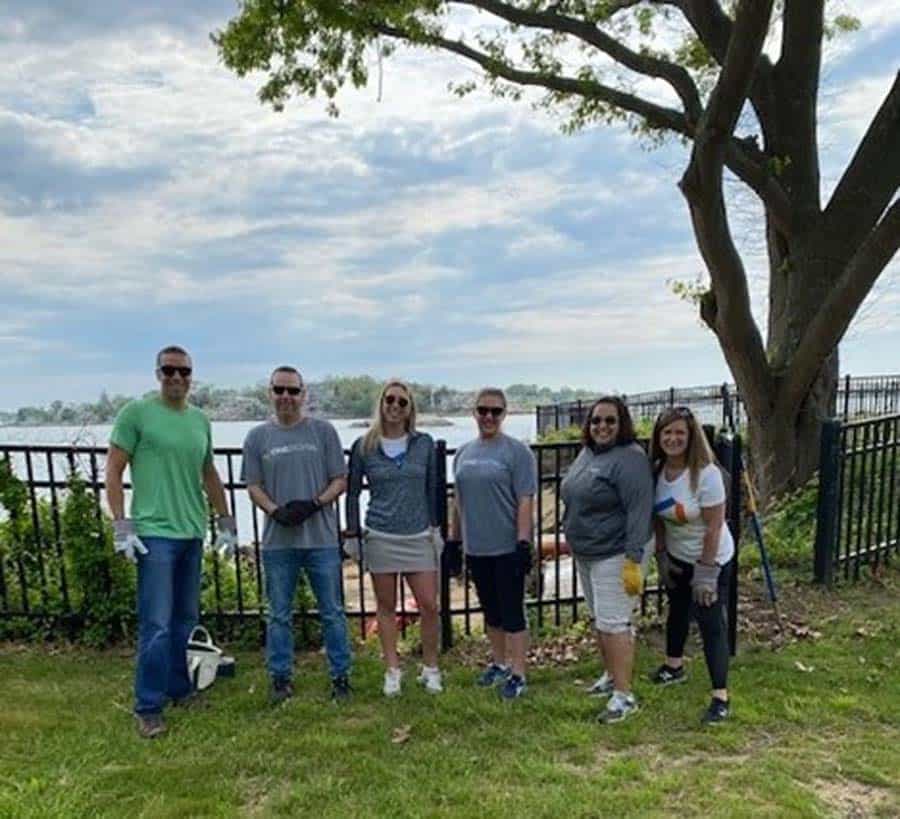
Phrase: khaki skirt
[{"left": 363, "top": 527, "right": 442, "bottom": 574}]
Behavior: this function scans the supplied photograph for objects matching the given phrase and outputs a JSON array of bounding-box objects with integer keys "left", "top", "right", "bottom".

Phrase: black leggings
[{"left": 665, "top": 556, "right": 732, "bottom": 690}]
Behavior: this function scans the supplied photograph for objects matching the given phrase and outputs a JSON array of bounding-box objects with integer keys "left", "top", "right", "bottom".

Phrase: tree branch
[
  {"left": 781, "top": 198, "right": 900, "bottom": 413},
  {"left": 824, "top": 71, "right": 900, "bottom": 253},
  {"left": 679, "top": 0, "right": 776, "bottom": 418},
  {"left": 773, "top": 0, "right": 823, "bottom": 216},
  {"left": 724, "top": 137, "right": 793, "bottom": 235},
  {"left": 375, "top": 22, "right": 693, "bottom": 136},
  {"left": 453, "top": 0, "right": 703, "bottom": 123},
  {"left": 679, "top": 0, "right": 778, "bottom": 144}
]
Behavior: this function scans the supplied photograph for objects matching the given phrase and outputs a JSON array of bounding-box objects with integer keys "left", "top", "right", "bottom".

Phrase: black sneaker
[
  {"left": 701, "top": 697, "right": 730, "bottom": 725},
  {"left": 331, "top": 674, "right": 352, "bottom": 703},
  {"left": 269, "top": 677, "right": 294, "bottom": 706},
  {"left": 650, "top": 664, "right": 686, "bottom": 686}
]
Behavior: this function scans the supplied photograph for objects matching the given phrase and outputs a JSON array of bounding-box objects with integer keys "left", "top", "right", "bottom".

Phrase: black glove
[
  {"left": 271, "top": 499, "right": 320, "bottom": 527},
  {"left": 517, "top": 540, "right": 534, "bottom": 575},
  {"left": 443, "top": 539, "right": 463, "bottom": 578}
]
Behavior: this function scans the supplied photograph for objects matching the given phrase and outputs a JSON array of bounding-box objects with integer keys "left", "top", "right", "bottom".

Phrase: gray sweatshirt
[
  {"left": 560, "top": 442, "right": 653, "bottom": 562},
  {"left": 346, "top": 432, "right": 438, "bottom": 535}
]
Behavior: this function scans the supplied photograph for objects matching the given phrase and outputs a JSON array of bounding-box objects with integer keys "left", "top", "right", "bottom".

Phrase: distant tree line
[{"left": 0, "top": 378, "right": 599, "bottom": 426}]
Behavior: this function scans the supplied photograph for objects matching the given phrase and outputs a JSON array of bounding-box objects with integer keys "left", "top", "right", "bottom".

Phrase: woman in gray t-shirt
[
  {"left": 449, "top": 387, "right": 537, "bottom": 700},
  {"left": 345, "top": 380, "right": 443, "bottom": 698}
]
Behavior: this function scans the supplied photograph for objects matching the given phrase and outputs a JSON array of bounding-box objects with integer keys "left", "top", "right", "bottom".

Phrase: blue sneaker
[
  {"left": 499, "top": 673, "right": 527, "bottom": 700},
  {"left": 476, "top": 663, "right": 510, "bottom": 687}
]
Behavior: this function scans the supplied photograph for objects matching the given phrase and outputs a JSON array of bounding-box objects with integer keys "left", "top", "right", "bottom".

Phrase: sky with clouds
[{"left": 1, "top": 1, "right": 898, "bottom": 410}]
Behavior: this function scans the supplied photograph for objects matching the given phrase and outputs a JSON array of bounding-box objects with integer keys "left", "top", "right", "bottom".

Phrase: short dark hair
[
  {"left": 581, "top": 396, "right": 636, "bottom": 448},
  {"left": 270, "top": 365, "right": 303, "bottom": 386},
  {"left": 156, "top": 345, "right": 190, "bottom": 368}
]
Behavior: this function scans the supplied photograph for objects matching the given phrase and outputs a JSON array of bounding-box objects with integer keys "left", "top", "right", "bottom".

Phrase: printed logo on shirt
[
  {"left": 460, "top": 458, "right": 506, "bottom": 471},
  {"left": 654, "top": 497, "right": 688, "bottom": 524},
  {"left": 263, "top": 443, "right": 319, "bottom": 460}
]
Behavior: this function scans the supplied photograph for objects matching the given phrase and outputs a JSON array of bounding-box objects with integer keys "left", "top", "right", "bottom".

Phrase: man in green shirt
[{"left": 106, "top": 345, "right": 236, "bottom": 739}]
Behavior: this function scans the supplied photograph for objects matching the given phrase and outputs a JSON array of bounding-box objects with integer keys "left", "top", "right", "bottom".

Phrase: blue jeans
[
  {"left": 263, "top": 547, "right": 352, "bottom": 680},
  {"left": 134, "top": 537, "right": 202, "bottom": 716}
]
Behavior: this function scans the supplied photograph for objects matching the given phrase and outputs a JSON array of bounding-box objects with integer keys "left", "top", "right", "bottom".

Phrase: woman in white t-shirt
[{"left": 649, "top": 406, "right": 734, "bottom": 725}]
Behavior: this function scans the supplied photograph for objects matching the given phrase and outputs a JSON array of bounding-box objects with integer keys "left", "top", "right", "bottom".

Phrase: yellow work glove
[{"left": 622, "top": 558, "right": 643, "bottom": 596}]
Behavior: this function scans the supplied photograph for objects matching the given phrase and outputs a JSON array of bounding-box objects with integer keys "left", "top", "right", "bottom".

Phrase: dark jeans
[
  {"left": 665, "top": 556, "right": 733, "bottom": 690},
  {"left": 467, "top": 551, "right": 527, "bottom": 633},
  {"left": 134, "top": 537, "right": 202, "bottom": 716}
]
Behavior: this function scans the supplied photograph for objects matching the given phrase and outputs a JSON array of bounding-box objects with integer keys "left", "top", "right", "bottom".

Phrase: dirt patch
[{"left": 810, "top": 777, "right": 894, "bottom": 818}]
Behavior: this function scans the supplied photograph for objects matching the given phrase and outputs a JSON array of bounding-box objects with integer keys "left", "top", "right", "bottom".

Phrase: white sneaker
[
  {"left": 418, "top": 665, "right": 443, "bottom": 694},
  {"left": 599, "top": 691, "right": 639, "bottom": 724},
  {"left": 383, "top": 667, "right": 403, "bottom": 697},
  {"left": 587, "top": 672, "right": 614, "bottom": 697}
]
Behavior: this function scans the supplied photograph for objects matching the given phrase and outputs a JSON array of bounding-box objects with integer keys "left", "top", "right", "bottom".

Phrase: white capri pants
[{"left": 576, "top": 541, "right": 652, "bottom": 634}]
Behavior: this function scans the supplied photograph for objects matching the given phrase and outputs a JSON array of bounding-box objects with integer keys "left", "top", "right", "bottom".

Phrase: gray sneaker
[
  {"left": 598, "top": 692, "right": 639, "bottom": 724},
  {"left": 587, "top": 672, "right": 614, "bottom": 697},
  {"left": 135, "top": 713, "right": 166, "bottom": 739}
]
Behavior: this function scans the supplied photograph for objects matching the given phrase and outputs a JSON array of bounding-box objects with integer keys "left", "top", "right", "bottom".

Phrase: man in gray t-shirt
[
  {"left": 242, "top": 418, "right": 345, "bottom": 549},
  {"left": 453, "top": 433, "right": 538, "bottom": 556},
  {"left": 241, "top": 366, "right": 351, "bottom": 704}
]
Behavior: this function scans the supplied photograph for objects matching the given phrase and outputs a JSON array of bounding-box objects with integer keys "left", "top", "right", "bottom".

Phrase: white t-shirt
[
  {"left": 654, "top": 463, "right": 734, "bottom": 564},
  {"left": 381, "top": 434, "right": 409, "bottom": 461}
]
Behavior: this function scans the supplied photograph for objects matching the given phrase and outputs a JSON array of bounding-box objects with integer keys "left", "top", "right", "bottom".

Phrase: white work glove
[
  {"left": 112, "top": 519, "right": 148, "bottom": 563},
  {"left": 214, "top": 515, "right": 238, "bottom": 559}
]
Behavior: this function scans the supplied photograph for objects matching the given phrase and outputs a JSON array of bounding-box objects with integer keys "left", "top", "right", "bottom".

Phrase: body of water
[
  {"left": 0, "top": 414, "right": 538, "bottom": 540},
  {"left": 0, "top": 413, "right": 536, "bottom": 451}
]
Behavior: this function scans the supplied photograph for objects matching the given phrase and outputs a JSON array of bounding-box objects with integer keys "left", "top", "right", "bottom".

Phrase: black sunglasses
[
  {"left": 159, "top": 365, "right": 192, "bottom": 378},
  {"left": 476, "top": 406, "right": 504, "bottom": 418},
  {"left": 384, "top": 395, "right": 409, "bottom": 408},
  {"left": 272, "top": 385, "right": 302, "bottom": 396},
  {"left": 671, "top": 406, "right": 694, "bottom": 419},
  {"left": 590, "top": 415, "right": 618, "bottom": 426}
]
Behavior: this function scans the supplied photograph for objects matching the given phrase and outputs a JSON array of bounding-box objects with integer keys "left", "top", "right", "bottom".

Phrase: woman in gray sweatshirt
[{"left": 561, "top": 396, "right": 653, "bottom": 724}]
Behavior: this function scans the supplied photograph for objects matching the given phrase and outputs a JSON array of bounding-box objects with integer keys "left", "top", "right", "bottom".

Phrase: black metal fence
[
  {"left": 0, "top": 436, "right": 742, "bottom": 649},
  {"left": 536, "top": 374, "right": 900, "bottom": 437},
  {"left": 814, "top": 413, "right": 900, "bottom": 585}
]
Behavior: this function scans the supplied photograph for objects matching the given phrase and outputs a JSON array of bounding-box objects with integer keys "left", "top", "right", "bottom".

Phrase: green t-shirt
[{"left": 109, "top": 397, "right": 213, "bottom": 539}]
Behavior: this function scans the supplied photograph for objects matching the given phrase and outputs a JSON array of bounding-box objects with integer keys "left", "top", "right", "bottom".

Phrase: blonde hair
[
  {"left": 363, "top": 379, "right": 417, "bottom": 453},
  {"left": 650, "top": 406, "right": 715, "bottom": 493}
]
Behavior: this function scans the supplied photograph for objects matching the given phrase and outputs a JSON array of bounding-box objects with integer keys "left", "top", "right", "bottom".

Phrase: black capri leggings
[
  {"left": 467, "top": 552, "right": 527, "bottom": 633},
  {"left": 665, "top": 556, "right": 733, "bottom": 690}
]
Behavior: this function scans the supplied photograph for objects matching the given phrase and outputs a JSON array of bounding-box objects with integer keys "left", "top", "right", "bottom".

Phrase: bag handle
[{"left": 188, "top": 625, "right": 214, "bottom": 648}]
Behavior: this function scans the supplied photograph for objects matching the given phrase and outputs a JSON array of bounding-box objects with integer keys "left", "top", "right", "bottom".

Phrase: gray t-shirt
[
  {"left": 560, "top": 442, "right": 653, "bottom": 562},
  {"left": 241, "top": 418, "right": 347, "bottom": 549},
  {"left": 453, "top": 434, "right": 537, "bottom": 557}
]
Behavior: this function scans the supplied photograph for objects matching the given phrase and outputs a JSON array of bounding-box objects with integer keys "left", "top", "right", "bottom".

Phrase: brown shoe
[{"left": 135, "top": 713, "right": 167, "bottom": 739}]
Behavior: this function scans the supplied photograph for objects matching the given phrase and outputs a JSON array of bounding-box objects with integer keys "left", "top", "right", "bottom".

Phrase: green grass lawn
[{"left": 1, "top": 568, "right": 898, "bottom": 819}]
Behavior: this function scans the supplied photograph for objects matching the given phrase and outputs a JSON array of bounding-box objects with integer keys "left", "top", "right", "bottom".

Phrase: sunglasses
[
  {"left": 159, "top": 365, "right": 192, "bottom": 378},
  {"left": 272, "top": 385, "right": 302, "bottom": 396},
  {"left": 590, "top": 415, "right": 618, "bottom": 426},
  {"left": 476, "top": 406, "right": 504, "bottom": 418},
  {"left": 384, "top": 395, "right": 409, "bottom": 408},
  {"left": 671, "top": 406, "right": 694, "bottom": 419}
]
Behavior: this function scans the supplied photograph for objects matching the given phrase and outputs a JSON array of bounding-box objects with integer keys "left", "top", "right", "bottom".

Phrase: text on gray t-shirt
[
  {"left": 241, "top": 418, "right": 347, "bottom": 549},
  {"left": 453, "top": 434, "right": 537, "bottom": 556}
]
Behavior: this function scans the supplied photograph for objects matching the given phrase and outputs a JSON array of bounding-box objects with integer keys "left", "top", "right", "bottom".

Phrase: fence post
[
  {"left": 843, "top": 374, "right": 851, "bottom": 421},
  {"left": 814, "top": 419, "right": 842, "bottom": 586},
  {"left": 669, "top": 386, "right": 675, "bottom": 407},
  {"left": 436, "top": 439, "right": 453, "bottom": 650}
]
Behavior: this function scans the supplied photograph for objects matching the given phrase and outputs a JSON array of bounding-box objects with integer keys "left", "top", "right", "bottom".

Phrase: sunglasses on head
[
  {"left": 384, "top": 394, "right": 409, "bottom": 408},
  {"left": 159, "top": 365, "right": 192, "bottom": 378},
  {"left": 476, "top": 406, "right": 504, "bottom": 418},
  {"left": 272, "top": 385, "right": 302, "bottom": 396},
  {"left": 671, "top": 406, "right": 694, "bottom": 419},
  {"left": 590, "top": 414, "right": 618, "bottom": 426}
]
